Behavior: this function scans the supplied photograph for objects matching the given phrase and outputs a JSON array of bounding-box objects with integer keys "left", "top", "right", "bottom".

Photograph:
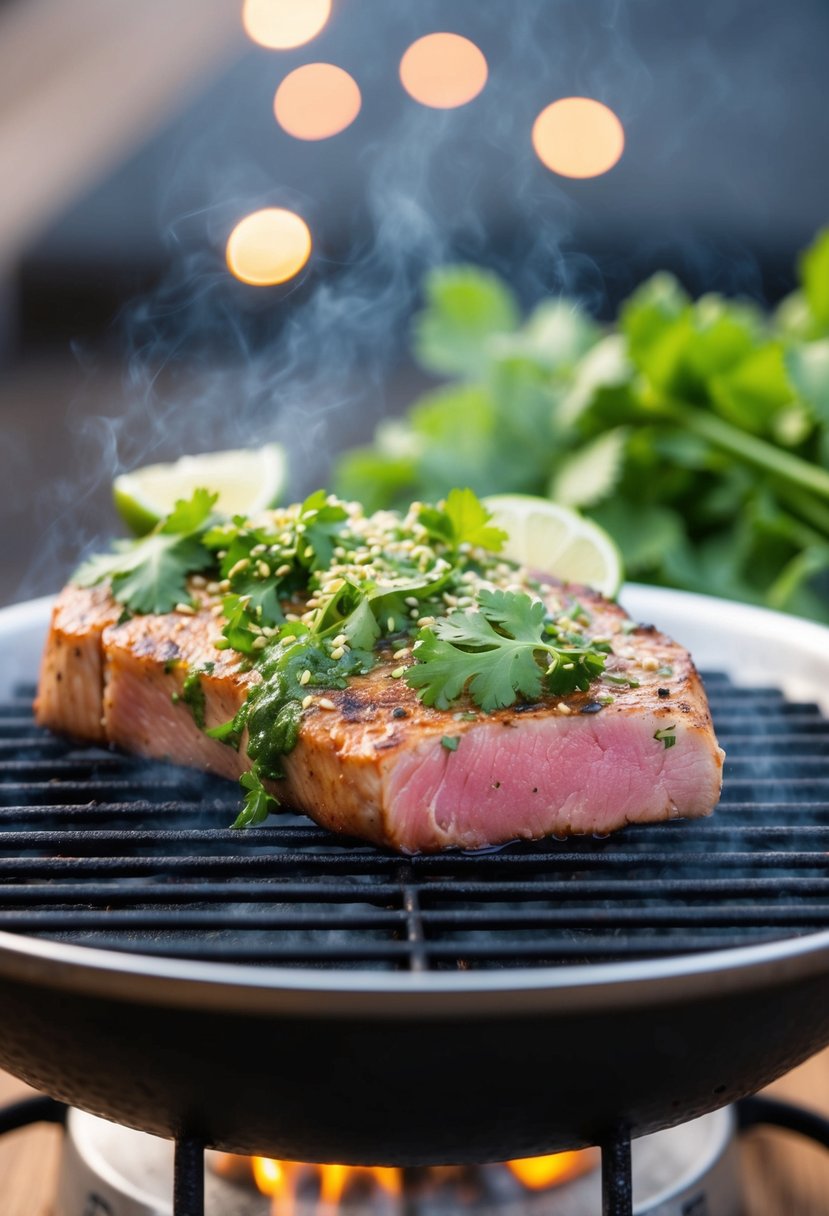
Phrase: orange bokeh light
[
  {"left": 274, "top": 63, "right": 361, "bottom": 141},
  {"left": 226, "top": 208, "right": 312, "bottom": 286},
  {"left": 242, "top": 0, "right": 332, "bottom": 50},
  {"left": 532, "top": 97, "right": 625, "bottom": 179},
  {"left": 399, "top": 32, "right": 488, "bottom": 109}
]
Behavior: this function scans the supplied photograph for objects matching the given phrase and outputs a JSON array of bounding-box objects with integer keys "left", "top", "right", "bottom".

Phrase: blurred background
[{"left": 2, "top": 0, "right": 829, "bottom": 607}]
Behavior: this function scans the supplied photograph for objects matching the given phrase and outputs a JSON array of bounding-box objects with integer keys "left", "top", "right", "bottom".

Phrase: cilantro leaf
[
  {"left": 74, "top": 489, "right": 217, "bottom": 615},
  {"left": 444, "top": 487, "right": 507, "bottom": 551},
  {"left": 162, "top": 488, "right": 217, "bottom": 535},
  {"left": 232, "top": 765, "right": 279, "bottom": 830},
  {"left": 786, "top": 340, "right": 829, "bottom": 427},
  {"left": 413, "top": 265, "right": 519, "bottom": 377},
  {"left": 419, "top": 488, "right": 506, "bottom": 554},
  {"left": 405, "top": 589, "right": 607, "bottom": 712},
  {"left": 799, "top": 227, "right": 829, "bottom": 333}
]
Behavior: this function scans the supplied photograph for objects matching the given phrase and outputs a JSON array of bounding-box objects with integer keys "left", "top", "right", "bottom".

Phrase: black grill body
[{"left": 0, "top": 674, "right": 829, "bottom": 1162}]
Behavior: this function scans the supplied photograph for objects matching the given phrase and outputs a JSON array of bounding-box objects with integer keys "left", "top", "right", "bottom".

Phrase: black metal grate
[{"left": 2, "top": 674, "right": 829, "bottom": 971}]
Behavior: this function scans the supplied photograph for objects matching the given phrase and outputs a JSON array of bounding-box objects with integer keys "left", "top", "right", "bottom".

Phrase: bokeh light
[
  {"left": 274, "top": 63, "right": 361, "bottom": 140},
  {"left": 226, "top": 208, "right": 312, "bottom": 286},
  {"left": 242, "top": 0, "right": 331, "bottom": 50},
  {"left": 532, "top": 97, "right": 625, "bottom": 179},
  {"left": 399, "top": 32, "right": 488, "bottom": 109}
]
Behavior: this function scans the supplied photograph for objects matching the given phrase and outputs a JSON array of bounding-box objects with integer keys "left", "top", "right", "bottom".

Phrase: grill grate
[{"left": 2, "top": 674, "right": 829, "bottom": 970}]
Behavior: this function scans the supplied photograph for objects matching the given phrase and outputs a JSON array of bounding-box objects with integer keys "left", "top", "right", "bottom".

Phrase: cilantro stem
[
  {"left": 776, "top": 485, "right": 829, "bottom": 541},
  {"left": 657, "top": 397, "right": 829, "bottom": 502}
]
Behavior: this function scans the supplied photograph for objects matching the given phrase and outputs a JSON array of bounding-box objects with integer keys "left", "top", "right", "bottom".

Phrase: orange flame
[
  {"left": 247, "top": 1149, "right": 595, "bottom": 1210},
  {"left": 507, "top": 1148, "right": 598, "bottom": 1189},
  {"left": 251, "top": 1158, "right": 402, "bottom": 1212}
]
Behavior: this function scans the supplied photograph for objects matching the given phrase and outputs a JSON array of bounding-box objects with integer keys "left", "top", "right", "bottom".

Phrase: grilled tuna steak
[{"left": 36, "top": 579, "right": 724, "bottom": 852}]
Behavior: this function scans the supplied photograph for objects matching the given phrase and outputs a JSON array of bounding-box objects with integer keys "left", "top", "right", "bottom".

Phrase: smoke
[
  {"left": 14, "top": 0, "right": 791, "bottom": 602},
  {"left": 68, "top": 0, "right": 658, "bottom": 503}
]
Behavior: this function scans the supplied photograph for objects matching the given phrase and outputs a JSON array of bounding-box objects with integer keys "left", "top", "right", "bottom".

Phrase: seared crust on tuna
[{"left": 36, "top": 581, "right": 724, "bottom": 853}]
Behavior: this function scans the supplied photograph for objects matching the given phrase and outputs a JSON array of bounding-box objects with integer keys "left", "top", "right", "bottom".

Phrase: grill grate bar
[
  {"left": 4, "top": 875, "right": 829, "bottom": 906},
  {"left": 5, "top": 904, "right": 829, "bottom": 932},
  {"left": 28, "top": 930, "right": 802, "bottom": 964},
  {"left": 0, "top": 851, "right": 827, "bottom": 882},
  {"left": 4, "top": 821, "right": 829, "bottom": 848}
]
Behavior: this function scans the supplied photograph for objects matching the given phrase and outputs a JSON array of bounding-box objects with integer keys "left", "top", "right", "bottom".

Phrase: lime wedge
[
  {"left": 113, "top": 445, "right": 287, "bottom": 535},
  {"left": 483, "top": 494, "right": 623, "bottom": 598}
]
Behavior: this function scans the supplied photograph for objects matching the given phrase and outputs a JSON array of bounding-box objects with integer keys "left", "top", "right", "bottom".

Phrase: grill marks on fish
[{"left": 35, "top": 582, "right": 725, "bottom": 853}]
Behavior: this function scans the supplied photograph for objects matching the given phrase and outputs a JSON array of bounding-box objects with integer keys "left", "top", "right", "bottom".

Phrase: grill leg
[
  {"left": 173, "top": 1135, "right": 205, "bottom": 1216},
  {"left": 600, "top": 1128, "right": 633, "bottom": 1216}
]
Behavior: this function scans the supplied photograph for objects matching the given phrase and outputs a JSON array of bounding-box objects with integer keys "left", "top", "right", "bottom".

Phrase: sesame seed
[
  {"left": 387, "top": 616, "right": 396, "bottom": 632},
  {"left": 300, "top": 669, "right": 311, "bottom": 686},
  {"left": 391, "top": 666, "right": 406, "bottom": 679},
  {"left": 276, "top": 564, "right": 292, "bottom": 577},
  {"left": 331, "top": 646, "right": 345, "bottom": 660},
  {"left": 252, "top": 636, "right": 268, "bottom": 650},
  {"left": 393, "top": 647, "right": 410, "bottom": 660},
  {"left": 257, "top": 561, "right": 271, "bottom": 579},
  {"left": 218, "top": 579, "right": 231, "bottom": 593},
  {"left": 332, "top": 634, "right": 348, "bottom": 648},
  {"left": 206, "top": 582, "right": 221, "bottom": 595},
  {"left": 227, "top": 558, "right": 250, "bottom": 579},
  {"left": 641, "top": 657, "right": 660, "bottom": 671},
  {"left": 556, "top": 703, "right": 572, "bottom": 715},
  {"left": 190, "top": 575, "right": 206, "bottom": 589},
  {"left": 301, "top": 694, "right": 314, "bottom": 709},
  {"left": 318, "top": 697, "right": 336, "bottom": 710},
  {"left": 175, "top": 602, "right": 196, "bottom": 615},
  {"left": 417, "top": 616, "right": 435, "bottom": 628},
  {"left": 405, "top": 597, "right": 419, "bottom": 608},
  {"left": 250, "top": 544, "right": 266, "bottom": 557}
]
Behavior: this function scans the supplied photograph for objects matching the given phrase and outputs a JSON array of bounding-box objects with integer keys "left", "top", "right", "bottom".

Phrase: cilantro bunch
[{"left": 336, "top": 229, "right": 829, "bottom": 623}]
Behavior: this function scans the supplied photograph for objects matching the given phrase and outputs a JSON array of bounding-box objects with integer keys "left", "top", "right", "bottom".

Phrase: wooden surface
[{"left": 0, "top": 1054, "right": 827, "bottom": 1214}]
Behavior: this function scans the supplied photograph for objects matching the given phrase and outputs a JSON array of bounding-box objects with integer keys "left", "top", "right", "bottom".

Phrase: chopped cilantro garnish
[
  {"left": 441, "top": 735, "right": 460, "bottom": 751},
  {"left": 405, "top": 588, "right": 607, "bottom": 712},
  {"left": 418, "top": 487, "right": 507, "bottom": 553},
  {"left": 654, "top": 725, "right": 677, "bottom": 749},
  {"left": 232, "top": 765, "right": 279, "bottom": 829},
  {"left": 603, "top": 673, "right": 640, "bottom": 688},
  {"left": 74, "top": 489, "right": 217, "bottom": 615},
  {"left": 171, "top": 663, "right": 214, "bottom": 730}
]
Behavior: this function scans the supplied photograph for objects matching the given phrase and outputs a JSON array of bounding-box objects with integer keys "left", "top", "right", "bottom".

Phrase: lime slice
[
  {"left": 113, "top": 445, "right": 287, "bottom": 535},
  {"left": 483, "top": 494, "right": 623, "bottom": 598}
]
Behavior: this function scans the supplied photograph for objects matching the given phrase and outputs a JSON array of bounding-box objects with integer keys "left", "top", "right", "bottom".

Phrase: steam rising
[{"left": 12, "top": 0, "right": 777, "bottom": 600}]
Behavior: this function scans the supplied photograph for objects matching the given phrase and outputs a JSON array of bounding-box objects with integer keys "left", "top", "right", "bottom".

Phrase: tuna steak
[{"left": 36, "top": 581, "right": 724, "bottom": 853}]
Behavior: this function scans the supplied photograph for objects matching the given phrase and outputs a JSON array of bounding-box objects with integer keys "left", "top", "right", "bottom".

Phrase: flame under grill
[{"left": 2, "top": 673, "right": 829, "bottom": 970}]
